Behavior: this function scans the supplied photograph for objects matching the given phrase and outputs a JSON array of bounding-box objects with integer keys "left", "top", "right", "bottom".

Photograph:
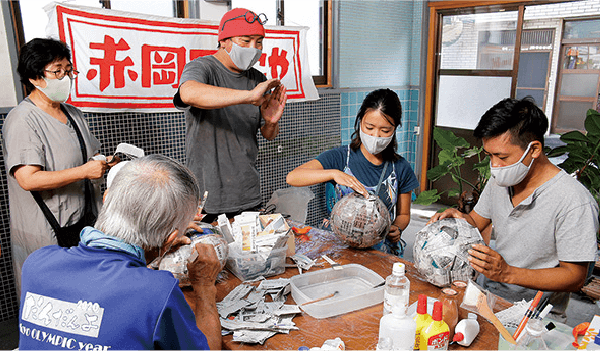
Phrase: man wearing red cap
[{"left": 174, "top": 8, "right": 287, "bottom": 222}]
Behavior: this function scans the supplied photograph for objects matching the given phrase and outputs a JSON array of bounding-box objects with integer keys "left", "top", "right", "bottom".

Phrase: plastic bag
[{"left": 266, "top": 187, "right": 314, "bottom": 223}]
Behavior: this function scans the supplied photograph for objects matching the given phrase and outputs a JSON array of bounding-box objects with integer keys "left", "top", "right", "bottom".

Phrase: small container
[
  {"left": 451, "top": 280, "right": 468, "bottom": 320},
  {"left": 290, "top": 264, "right": 384, "bottom": 319},
  {"left": 512, "top": 319, "right": 548, "bottom": 350},
  {"left": 379, "top": 304, "right": 417, "bottom": 351},
  {"left": 321, "top": 337, "right": 345, "bottom": 350},
  {"left": 439, "top": 288, "right": 459, "bottom": 341},
  {"left": 452, "top": 313, "right": 480, "bottom": 347}
]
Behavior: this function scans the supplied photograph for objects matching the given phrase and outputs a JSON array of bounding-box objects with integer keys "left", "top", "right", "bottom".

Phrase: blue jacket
[{"left": 18, "top": 243, "right": 209, "bottom": 350}]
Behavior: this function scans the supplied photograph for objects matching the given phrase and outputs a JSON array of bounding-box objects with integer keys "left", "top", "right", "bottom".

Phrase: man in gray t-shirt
[
  {"left": 173, "top": 8, "right": 287, "bottom": 222},
  {"left": 430, "top": 98, "right": 599, "bottom": 320}
]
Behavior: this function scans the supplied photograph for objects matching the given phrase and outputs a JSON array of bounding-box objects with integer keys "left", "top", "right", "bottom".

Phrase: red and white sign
[{"left": 45, "top": 2, "right": 319, "bottom": 112}]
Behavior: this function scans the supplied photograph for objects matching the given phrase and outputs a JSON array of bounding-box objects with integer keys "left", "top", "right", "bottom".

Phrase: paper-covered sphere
[
  {"left": 159, "top": 224, "right": 228, "bottom": 285},
  {"left": 330, "top": 192, "right": 391, "bottom": 248},
  {"left": 413, "top": 217, "right": 485, "bottom": 287}
]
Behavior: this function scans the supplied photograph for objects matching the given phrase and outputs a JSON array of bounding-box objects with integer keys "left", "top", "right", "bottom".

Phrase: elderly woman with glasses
[{"left": 2, "top": 38, "right": 116, "bottom": 295}]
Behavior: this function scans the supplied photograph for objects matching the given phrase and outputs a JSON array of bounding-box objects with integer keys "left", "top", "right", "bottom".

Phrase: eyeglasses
[
  {"left": 45, "top": 68, "right": 79, "bottom": 80},
  {"left": 221, "top": 11, "right": 267, "bottom": 32}
]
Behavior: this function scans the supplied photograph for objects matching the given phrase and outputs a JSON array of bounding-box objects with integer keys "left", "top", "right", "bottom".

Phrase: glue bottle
[
  {"left": 452, "top": 313, "right": 480, "bottom": 347},
  {"left": 420, "top": 301, "right": 449, "bottom": 350},
  {"left": 379, "top": 303, "right": 417, "bottom": 350},
  {"left": 413, "top": 294, "right": 433, "bottom": 350},
  {"left": 383, "top": 262, "right": 410, "bottom": 315}
]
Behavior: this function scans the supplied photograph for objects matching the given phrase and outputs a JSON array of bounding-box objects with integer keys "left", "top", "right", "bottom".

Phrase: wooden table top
[{"left": 183, "top": 223, "right": 512, "bottom": 350}]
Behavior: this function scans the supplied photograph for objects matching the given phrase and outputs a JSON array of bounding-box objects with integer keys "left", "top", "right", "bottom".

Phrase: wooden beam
[{"left": 420, "top": 6, "right": 440, "bottom": 193}]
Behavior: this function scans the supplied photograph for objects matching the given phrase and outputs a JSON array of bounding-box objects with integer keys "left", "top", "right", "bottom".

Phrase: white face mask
[
  {"left": 36, "top": 76, "right": 72, "bottom": 103},
  {"left": 227, "top": 42, "right": 262, "bottom": 71},
  {"left": 490, "top": 142, "right": 535, "bottom": 187},
  {"left": 360, "top": 128, "right": 394, "bottom": 155}
]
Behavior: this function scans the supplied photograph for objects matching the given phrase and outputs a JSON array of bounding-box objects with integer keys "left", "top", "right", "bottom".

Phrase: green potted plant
[
  {"left": 547, "top": 109, "right": 600, "bottom": 242},
  {"left": 414, "top": 127, "right": 490, "bottom": 213}
]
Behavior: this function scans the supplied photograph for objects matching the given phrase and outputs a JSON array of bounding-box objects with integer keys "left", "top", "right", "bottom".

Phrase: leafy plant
[
  {"left": 547, "top": 109, "right": 600, "bottom": 219},
  {"left": 414, "top": 127, "right": 490, "bottom": 207}
]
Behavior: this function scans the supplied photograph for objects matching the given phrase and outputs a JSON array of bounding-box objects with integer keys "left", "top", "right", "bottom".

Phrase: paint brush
[{"left": 513, "top": 290, "right": 544, "bottom": 340}]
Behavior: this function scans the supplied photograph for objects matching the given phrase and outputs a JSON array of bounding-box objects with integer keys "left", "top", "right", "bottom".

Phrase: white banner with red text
[{"left": 45, "top": 2, "right": 319, "bottom": 112}]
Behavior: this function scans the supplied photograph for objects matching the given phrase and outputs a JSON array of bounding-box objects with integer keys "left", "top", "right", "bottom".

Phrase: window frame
[{"left": 232, "top": 0, "right": 332, "bottom": 87}]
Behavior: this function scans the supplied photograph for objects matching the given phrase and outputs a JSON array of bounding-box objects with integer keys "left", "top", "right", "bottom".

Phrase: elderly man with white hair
[{"left": 18, "top": 155, "right": 222, "bottom": 350}]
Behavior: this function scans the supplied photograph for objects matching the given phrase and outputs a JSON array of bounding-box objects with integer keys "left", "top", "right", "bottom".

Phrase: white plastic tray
[{"left": 290, "top": 263, "right": 385, "bottom": 319}]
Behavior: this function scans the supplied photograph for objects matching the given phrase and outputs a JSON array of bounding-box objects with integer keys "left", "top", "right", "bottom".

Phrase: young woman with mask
[
  {"left": 3, "top": 38, "right": 117, "bottom": 295},
  {"left": 286, "top": 89, "right": 419, "bottom": 256}
]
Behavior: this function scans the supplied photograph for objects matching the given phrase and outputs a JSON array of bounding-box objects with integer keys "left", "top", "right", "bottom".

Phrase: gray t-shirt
[
  {"left": 174, "top": 55, "right": 267, "bottom": 214},
  {"left": 474, "top": 170, "right": 599, "bottom": 305},
  {"left": 2, "top": 98, "right": 101, "bottom": 294}
]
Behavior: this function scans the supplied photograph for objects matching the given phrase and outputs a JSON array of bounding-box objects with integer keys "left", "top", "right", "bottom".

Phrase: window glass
[
  {"left": 440, "top": 11, "right": 518, "bottom": 70},
  {"left": 516, "top": 88, "right": 544, "bottom": 106},
  {"left": 231, "top": 0, "right": 326, "bottom": 77},
  {"left": 560, "top": 73, "right": 600, "bottom": 97},
  {"left": 564, "top": 19, "right": 600, "bottom": 40},
  {"left": 557, "top": 101, "right": 594, "bottom": 131},
  {"left": 284, "top": 0, "right": 323, "bottom": 75},
  {"left": 21, "top": 0, "right": 102, "bottom": 42}
]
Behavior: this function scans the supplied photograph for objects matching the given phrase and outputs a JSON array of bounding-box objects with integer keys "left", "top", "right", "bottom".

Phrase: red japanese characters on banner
[{"left": 45, "top": 2, "right": 319, "bottom": 112}]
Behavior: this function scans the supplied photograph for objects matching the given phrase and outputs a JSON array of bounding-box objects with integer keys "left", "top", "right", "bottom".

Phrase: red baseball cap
[{"left": 218, "top": 8, "right": 266, "bottom": 42}]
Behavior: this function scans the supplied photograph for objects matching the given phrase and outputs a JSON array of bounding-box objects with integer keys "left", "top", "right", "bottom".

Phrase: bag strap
[
  {"left": 62, "top": 105, "right": 88, "bottom": 161},
  {"left": 31, "top": 106, "right": 93, "bottom": 234},
  {"left": 374, "top": 161, "right": 389, "bottom": 195},
  {"left": 31, "top": 191, "right": 62, "bottom": 233},
  {"left": 62, "top": 106, "right": 95, "bottom": 211}
]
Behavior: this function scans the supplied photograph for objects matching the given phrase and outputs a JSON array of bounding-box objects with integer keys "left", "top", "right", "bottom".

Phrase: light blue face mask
[
  {"left": 227, "top": 42, "right": 262, "bottom": 71},
  {"left": 490, "top": 142, "right": 534, "bottom": 187}
]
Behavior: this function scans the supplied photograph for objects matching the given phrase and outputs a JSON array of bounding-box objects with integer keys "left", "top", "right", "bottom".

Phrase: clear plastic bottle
[
  {"left": 379, "top": 304, "right": 417, "bottom": 351},
  {"left": 383, "top": 262, "right": 410, "bottom": 315}
]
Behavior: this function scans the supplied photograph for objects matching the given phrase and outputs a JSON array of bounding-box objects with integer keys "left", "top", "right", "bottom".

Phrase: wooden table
[{"left": 184, "top": 224, "right": 512, "bottom": 350}]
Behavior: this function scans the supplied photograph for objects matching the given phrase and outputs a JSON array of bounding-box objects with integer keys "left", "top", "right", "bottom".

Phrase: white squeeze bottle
[
  {"left": 379, "top": 304, "right": 417, "bottom": 350},
  {"left": 452, "top": 313, "right": 480, "bottom": 347},
  {"left": 383, "top": 262, "right": 410, "bottom": 315}
]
